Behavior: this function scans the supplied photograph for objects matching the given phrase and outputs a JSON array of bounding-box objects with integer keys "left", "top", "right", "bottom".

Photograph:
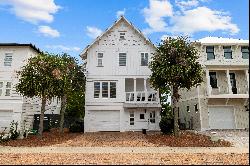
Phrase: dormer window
[
  {"left": 241, "top": 46, "right": 249, "bottom": 59},
  {"left": 119, "top": 33, "right": 125, "bottom": 40},
  {"left": 223, "top": 46, "right": 232, "bottom": 59},
  {"left": 206, "top": 46, "right": 215, "bottom": 60},
  {"left": 97, "top": 53, "right": 103, "bottom": 67}
]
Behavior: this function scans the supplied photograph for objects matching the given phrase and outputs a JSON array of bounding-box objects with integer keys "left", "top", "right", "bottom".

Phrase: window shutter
[{"left": 119, "top": 53, "right": 126, "bottom": 66}]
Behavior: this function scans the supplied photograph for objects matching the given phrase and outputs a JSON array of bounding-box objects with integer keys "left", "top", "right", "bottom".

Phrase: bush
[
  {"left": 159, "top": 116, "right": 174, "bottom": 134},
  {"left": 69, "top": 121, "right": 84, "bottom": 132}
]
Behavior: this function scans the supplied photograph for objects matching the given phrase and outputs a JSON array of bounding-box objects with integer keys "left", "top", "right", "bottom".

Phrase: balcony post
[
  {"left": 133, "top": 78, "right": 136, "bottom": 102},
  {"left": 226, "top": 69, "right": 233, "bottom": 94},
  {"left": 144, "top": 78, "right": 148, "bottom": 101},
  {"left": 206, "top": 69, "right": 211, "bottom": 96},
  {"left": 245, "top": 70, "right": 249, "bottom": 91}
]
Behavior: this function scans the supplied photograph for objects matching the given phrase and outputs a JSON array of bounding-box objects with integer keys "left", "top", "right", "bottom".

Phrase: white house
[
  {"left": 177, "top": 37, "right": 249, "bottom": 131},
  {"left": 80, "top": 16, "right": 161, "bottom": 132},
  {"left": 0, "top": 43, "right": 60, "bottom": 134}
]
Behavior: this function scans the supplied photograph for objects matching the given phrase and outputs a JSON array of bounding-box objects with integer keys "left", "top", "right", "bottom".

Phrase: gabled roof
[
  {"left": 0, "top": 43, "right": 42, "bottom": 53},
  {"left": 80, "top": 16, "right": 156, "bottom": 59}
]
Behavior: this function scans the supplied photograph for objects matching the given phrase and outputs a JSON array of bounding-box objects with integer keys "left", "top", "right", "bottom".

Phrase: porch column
[
  {"left": 245, "top": 70, "right": 249, "bottom": 90},
  {"left": 133, "top": 78, "right": 136, "bottom": 102},
  {"left": 226, "top": 69, "right": 232, "bottom": 94},
  {"left": 206, "top": 69, "right": 211, "bottom": 96},
  {"left": 144, "top": 78, "right": 148, "bottom": 101}
]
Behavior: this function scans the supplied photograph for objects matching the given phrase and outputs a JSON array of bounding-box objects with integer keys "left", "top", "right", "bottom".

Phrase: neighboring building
[
  {"left": 80, "top": 16, "right": 161, "bottom": 132},
  {"left": 0, "top": 43, "right": 60, "bottom": 134},
  {"left": 178, "top": 37, "right": 249, "bottom": 131}
]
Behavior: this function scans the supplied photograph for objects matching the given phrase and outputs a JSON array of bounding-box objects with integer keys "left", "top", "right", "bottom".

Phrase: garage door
[
  {"left": 208, "top": 107, "right": 235, "bottom": 129},
  {"left": 89, "top": 110, "right": 120, "bottom": 131},
  {"left": 0, "top": 110, "right": 13, "bottom": 132}
]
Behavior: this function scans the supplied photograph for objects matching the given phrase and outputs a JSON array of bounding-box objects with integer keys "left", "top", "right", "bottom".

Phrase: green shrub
[
  {"left": 9, "top": 121, "right": 20, "bottom": 140},
  {"left": 69, "top": 121, "right": 84, "bottom": 132},
  {"left": 159, "top": 116, "right": 174, "bottom": 134}
]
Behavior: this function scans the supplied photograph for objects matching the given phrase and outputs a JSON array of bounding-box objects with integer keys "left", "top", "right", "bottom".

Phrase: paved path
[{"left": 0, "top": 146, "right": 249, "bottom": 154}]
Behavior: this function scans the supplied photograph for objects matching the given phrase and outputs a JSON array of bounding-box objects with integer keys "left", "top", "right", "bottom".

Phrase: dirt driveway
[{"left": 197, "top": 129, "right": 249, "bottom": 148}]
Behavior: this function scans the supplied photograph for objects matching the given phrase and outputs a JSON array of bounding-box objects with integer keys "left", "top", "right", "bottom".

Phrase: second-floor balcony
[
  {"left": 206, "top": 68, "right": 249, "bottom": 98},
  {"left": 125, "top": 78, "right": 159, "bottom": 103}
]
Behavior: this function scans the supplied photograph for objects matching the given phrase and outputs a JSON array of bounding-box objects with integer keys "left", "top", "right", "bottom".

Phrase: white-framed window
[
  {"left": 119, "top": 32, "right": 125, "bottom": 40},
  {"left": 102, "top": 82, "right": 108, "bottom": 98},
  {"left": 130, "top": 111, "right": 134, "bottom": 125},
  {"left": 5, "top": 82, "right": 11, "bottom": 96},
  {"left": 93, "top": 81, "right": 117, "bottom": 99},
  {"left": 110, "top": 82, "right": 116, "bottom": 98},
  {"left": 0, "top": 82, "right": 3, "bottom": 96},
  {"left": 94, "top": 82, "right": 100, "bottom": 98},
  {"left": 141, "top": 53, "right": 148, "bottom": 66},
  {"left": 97, "top": 53, "right": 103, "bottom": 66},
  {"left": 119, "top": 53, "right": 126, "bottom": 66},
  {"left": 149, "top": 111, "right": 155, "bottom": 123},
  {"left": 241, "top": 46, "right": 249, "bottom": 59},
  {"left": 4, "top": 53, "right": 13, "bottom": 66},
  {"left": 0, "top": 81, "right": 12, "bottom": 96}
]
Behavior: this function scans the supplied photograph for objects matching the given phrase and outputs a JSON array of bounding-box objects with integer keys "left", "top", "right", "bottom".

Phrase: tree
[
  {"left": 16, "top": 53, "right": 60, "bottom": 136},
  {"left": 54, "top": 54, "right": 85, "bottom": 133},
  {"left": 149, "top": 36, "right": 203, "bottom": 136}
]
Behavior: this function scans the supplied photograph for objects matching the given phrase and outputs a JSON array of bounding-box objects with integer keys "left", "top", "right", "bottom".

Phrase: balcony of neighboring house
[
  {"left": 206, "top": 68, "right": 249, "bottom": 99},
  {"left": 124, "top": 78, "right": 161, "bottom": 108}
]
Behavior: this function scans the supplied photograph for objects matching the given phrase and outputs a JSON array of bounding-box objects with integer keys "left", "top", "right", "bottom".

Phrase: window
[
  {"left": 4, "top": 53, "right": 13, "bottom": 66},
  {"left": 94, "top": 82, "right": 100, "bottom": 98},
  {"left": 110, "top": 82, "right": 116, "bottom": 98},
  {"left": 209, "top": 72, "right": 218, "bottom": 88},
  {"left": 194, "top": 104, "right": 198, "bottom": 113},
  {"left": 223, "top": 46, "right": 232, "bottom": 59},
  {"left": 140, "top": 114, "right": 145, "bottom": 119},
  {"left": 241, "top": 46, "right": 249, "bottom": 59},
  {"left": 187, "top": 106, "right": 190, "bottom": 113},
  {"left": 150, "top": 111, "right": 155, "bottom": 123},
  {"left": 102, "top": 82, "right": 108, "bottom": 98},
  {"left": 97, "top": 53, "right": 103, "bottom": 66},
  {"left": 94, "top": 81, "right": 117, "bottom": 99},
  {"left": 206, "top": 46, "right": 215, "bottom": 60},
  {"left": 229, "top": 73, "right": 237, "bottom": 94},
  {"left": 119, "top": 53, "right": 126, "bottom": 66},
  {"left": 120, "top": 33, "right": 125, "bottom": 40},
  {"left": 130, "top": 111, "right": 134, "bottom": 125},
  {"left": 0, "top": 82, "right": 3, "bottom": 96},
  {"left": 141, "top": 53, "right": 148, "bottom": 66}
]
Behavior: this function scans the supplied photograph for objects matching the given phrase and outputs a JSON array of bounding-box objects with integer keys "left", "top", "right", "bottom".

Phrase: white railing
[{"left": 125, "top": 91, "right": 158, "bottom": 103}]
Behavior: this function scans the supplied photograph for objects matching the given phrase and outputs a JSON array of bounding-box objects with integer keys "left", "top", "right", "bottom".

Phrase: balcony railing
[{"left": 125, "top": 91, "right": 159, "bottom": 103}]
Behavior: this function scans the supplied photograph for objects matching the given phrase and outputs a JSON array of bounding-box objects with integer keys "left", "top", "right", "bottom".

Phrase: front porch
[{"left": 206, "top": 68, "right": 249, "bottom": 98}]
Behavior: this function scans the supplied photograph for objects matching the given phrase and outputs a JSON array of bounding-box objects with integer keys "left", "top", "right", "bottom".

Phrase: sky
[{"left": 0, "top": 0, "right": 249, "bottom": 63}]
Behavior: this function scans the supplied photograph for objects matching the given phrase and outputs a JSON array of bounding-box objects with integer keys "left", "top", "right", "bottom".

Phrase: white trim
[{"left": 80, "top": 16, "right": 156, "bottom": 58}]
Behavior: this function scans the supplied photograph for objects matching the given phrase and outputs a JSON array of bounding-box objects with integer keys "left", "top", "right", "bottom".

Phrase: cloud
[
  {"left": 86, "top": 26, "right": 102, "bottom": 39},
  {"left": 142, "top": 0, "right": 173, "bottom": 34},
  {"left": 116, "top": 8, "right": 126, "bottom": 18},
  {"left": 175, "top": 0, "right": 199, "bottom": 10},
  {"left": 142, "top": 0, "right": 239, "bottom": 35},
  {"left": 46, "top": 45, "right": 81, "bottom": 52},
  {"left": 170, "top": 7, "right": 239, "bottom": 35},
  {"left": 38, "top": 26, "right": 60, "bottom": 38},
  {"left": 0, "top": 0, "right": 61, "bottom": 24}
]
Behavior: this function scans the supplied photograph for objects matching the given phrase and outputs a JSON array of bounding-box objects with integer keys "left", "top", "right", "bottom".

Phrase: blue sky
[{"left": 0, "top": 0, "right": 248, "bottom": 63}]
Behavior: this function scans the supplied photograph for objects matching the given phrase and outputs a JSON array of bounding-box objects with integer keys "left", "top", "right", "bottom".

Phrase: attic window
[{"left": 120, "top": 33, "right": 125, "bottom": 40}]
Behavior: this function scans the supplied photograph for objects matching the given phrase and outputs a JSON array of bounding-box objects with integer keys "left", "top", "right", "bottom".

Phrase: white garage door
[
  {"left": 0, "top": 110, "right": 13, "bottom": 132},
  {"left": 89, "top": 110, "right": 120, "bottom": 131},
  {"left": 208, "top": 107, "right": 235, "bottom": 129}
]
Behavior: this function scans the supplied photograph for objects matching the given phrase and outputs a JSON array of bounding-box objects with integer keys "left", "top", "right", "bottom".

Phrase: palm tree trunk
[
  {"left": 38, "top": 97, "right": 46, "bottom": 137},
  {"left": 173, "top": 86, "right": 180, "bottom": 136},
  {"left": 59, "top": 95, "right": 67, "bottom": 133}
]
